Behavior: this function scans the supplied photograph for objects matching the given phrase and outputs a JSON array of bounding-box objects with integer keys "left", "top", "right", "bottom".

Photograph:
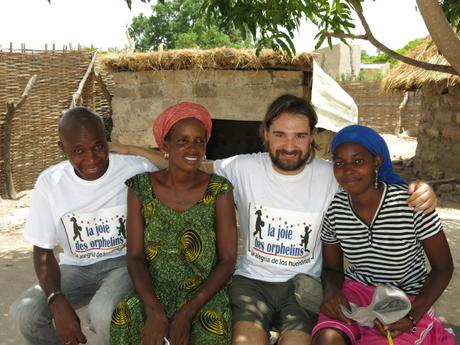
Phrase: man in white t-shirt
[
  {"left": 10, "top": 107, "right": 156, "bottom": 345},
  {"left": 110, "top": 94, "right": 436, "bottom": 345},
  {"left": 212, "top": 95, "right": 337, "bottom": 345},
  {"left": 213, "top": 95, "right": 436, "bottom": 345}
]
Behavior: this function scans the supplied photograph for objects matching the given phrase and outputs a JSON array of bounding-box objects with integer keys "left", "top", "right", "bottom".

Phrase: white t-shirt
[
  {"left": 214, "top": 152, "right": 338, "bottom": 282},
  {"left": 24, "top": 153, "right": 156, "bottom": 266}
]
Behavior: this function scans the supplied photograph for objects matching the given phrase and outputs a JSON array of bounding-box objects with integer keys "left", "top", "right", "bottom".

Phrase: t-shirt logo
[
  {"left": 247, "top": 203, "right": 321, "bottom": 268},
  {"left": 61, "top": 205, "right": 127, "bottom": 260}
]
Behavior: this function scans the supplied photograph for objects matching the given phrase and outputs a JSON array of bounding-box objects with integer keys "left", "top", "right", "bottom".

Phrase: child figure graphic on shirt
[{"left": 311, "top": 125, "right": 454, "bottom": 345}]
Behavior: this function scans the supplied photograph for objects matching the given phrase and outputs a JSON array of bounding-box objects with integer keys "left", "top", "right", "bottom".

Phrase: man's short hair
[{"left": 59, "top": 107, "right": 106, "bottom": 140}]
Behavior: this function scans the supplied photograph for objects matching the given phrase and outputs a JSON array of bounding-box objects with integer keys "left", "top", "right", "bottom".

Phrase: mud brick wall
[
  {"left": 109, "top": 69, "right": 309, "bottom": 150},
  {"left": 341, "top": 81, "right": 422, "bottom": 135},
  {"left": 415, "top": 84, "right": 460, "bottom": 182}
]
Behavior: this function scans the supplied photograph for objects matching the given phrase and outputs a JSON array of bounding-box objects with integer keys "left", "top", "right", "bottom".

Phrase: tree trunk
[{"left": 416, "top": 0, "right": 460, "bottom": 75}]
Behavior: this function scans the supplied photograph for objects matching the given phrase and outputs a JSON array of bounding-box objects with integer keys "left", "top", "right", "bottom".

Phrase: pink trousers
[{"left": 312, "top": 280, "right": 455, "bottom": 345}]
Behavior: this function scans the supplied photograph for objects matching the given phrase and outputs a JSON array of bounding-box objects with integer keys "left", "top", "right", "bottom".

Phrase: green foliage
[
  {"left": 361, "top": 38, "right": 423, "bottom": 67},
  {"left": 201, "top": 0, "right": 356, "bottom": 54},
  {"left": 357, "top": 70, "right": 383, "bottom": 81},
  {"left": 128, "top": 0, "right": 254, "bottom": 51},
  {"left": 124, "top": 0, "right": 151, "bottom": 10},
  {"left": 441, "top": 0, "right": 460, "bottom": 33},
  {"left": 332, "top": 71, "right": 383, "bottom": 83},
  {"left": 123, "top": 0, "right": 460, "bottom": 55}
]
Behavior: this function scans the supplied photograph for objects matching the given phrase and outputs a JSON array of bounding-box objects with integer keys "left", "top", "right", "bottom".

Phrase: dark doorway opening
[{"left": 206, "top": 119, "right": 264, "bottom": 160}]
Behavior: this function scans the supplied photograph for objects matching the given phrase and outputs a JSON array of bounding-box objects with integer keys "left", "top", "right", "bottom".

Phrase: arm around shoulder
[
  {"left": 407, "top": 180, "right": 437, "bottom": 213},
  {"left": 110, "top": 143, "right": 168, "bottom": 170}
]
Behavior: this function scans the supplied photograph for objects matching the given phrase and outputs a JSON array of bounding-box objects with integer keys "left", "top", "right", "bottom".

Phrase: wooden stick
[
  {"left": 3, "top": 75, "right": 37, "bottom": 199},
  {"left": 395, "top": 91, "right": 409, "bottom": 135},
  {"left": 71, "top": 52, "right": 97, "bottom": 108},
  {"left": 426, "top": 178, "right": 457, "bottom": 185},
  {"left": 94, "top": 72, "right": 112, "bottom": 113}
]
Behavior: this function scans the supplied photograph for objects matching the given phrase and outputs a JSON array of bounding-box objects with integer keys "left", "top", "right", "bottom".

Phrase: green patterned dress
[{"left": 110, "top": 173, "right": 233, "bottom": 345}]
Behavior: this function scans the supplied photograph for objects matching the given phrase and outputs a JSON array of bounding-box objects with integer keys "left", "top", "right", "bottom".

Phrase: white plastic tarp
[{"left": 311, "top": 60, "right": 358, "bottom": 132}]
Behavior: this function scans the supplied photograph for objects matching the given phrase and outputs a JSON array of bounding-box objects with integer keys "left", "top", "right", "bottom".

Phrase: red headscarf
[{"left": 153, "top": 102, "right": 213, "bottom": 152}]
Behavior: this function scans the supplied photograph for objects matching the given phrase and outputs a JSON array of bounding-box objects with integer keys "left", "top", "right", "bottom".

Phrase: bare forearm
[
  {"left": 134, "top": 147, "right": 167, "bottom": 169},
  {"left": 33, "top": 246, "right": 76, "bottom": 320},
  {"left": 33, "top": 247, "right": 62, "bottom": 296},
  {"left": 110, "top": 143, "right": 215, "bottom": 173},
  {"left": 110, "top": 144, "right": 168, "bottom": 169},
  {"left": 128, "top": 256, "right": 165, "bottom": 315},
  {"left": 409, "top": 267, "right": 453, "bottom": 322},
  {"left": 179, "top": 258, "right": 235, "bottom": 317},
  {"left": 34, "top": 248, "right": 86, "bottom": 342},
  {"left": 410, "top": 231, "right": 454, "bottom": 322},
  {"left": 322, "top": 268, "right": 345, "bottom": 297}
]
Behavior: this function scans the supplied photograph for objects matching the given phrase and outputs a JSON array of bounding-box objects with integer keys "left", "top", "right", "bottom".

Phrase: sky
[{"left": 0, "top": 0, "right": 429, "bottom": 55}]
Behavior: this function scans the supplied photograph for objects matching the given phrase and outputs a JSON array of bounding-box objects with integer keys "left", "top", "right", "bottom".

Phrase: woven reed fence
[
  {"left": 0, "top": 50, "right": 112, "bottom": 198},
  {"left": 341, "top": 81, "right": 422, "bottom": 135}
]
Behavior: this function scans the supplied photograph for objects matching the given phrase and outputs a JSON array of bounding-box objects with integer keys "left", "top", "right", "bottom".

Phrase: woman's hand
[
  {"left": 374, "top": 317, "right": 413, "bottom": 338},
  {"left": 143, "top": 312, "right": 169, "bottom": 345},
  {"left": 320, "top": 288, "right": 352, "bottom": 324},
  {"left": 168, "top": 309, "right": 193, "bottom": 345}
]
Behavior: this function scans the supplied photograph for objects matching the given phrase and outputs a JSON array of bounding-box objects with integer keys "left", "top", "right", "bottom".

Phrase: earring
[
  {"left": 374, "top": 169, "right": 379, "bottom": 189},
  {"left": 164, "top": 152, "right": 169, "bottom": 160}
]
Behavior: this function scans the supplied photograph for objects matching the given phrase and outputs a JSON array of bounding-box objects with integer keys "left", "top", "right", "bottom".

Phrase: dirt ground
[{"left": 1, "top": 135, "right": 459, "bottom": 344}]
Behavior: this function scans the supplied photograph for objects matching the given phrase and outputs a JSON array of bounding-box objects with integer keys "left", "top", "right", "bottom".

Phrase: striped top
[{"left": 321, "top": 183, "right": 442, "bottom": 295}]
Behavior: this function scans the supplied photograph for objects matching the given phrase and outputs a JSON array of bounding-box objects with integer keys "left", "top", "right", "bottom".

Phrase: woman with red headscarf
[{"left": 110, "top": 102, "right": 237, "bottom": 345}]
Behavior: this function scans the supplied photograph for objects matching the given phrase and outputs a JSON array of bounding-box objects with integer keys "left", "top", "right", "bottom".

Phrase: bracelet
[
  {"left": 407, "top": 315, "right": 417, "bottom": 334},
  {"left": 47, "top": 291, "right": 64, "bottom": 305}
]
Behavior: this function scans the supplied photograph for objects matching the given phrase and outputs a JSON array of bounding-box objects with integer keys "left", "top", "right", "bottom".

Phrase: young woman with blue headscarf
[{"left": 311, "top": 125, "right": 454, "bottom": 345}]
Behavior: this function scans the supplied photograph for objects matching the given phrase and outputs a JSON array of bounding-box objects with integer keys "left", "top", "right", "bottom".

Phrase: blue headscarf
[{"left": 331, "top": 125, "right": 405, "bottom": 185}]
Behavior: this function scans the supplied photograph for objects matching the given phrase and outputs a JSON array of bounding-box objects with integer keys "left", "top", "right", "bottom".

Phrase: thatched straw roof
[
  {"left": 382, "top": 37, "right": 459, "bottom": 91},
  {"left": 101, "top": 48, "right": 315, "bottom": 72}
]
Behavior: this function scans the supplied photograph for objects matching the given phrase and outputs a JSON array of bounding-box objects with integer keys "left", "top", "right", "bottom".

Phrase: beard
[{"left": 268, "top": 144, "right": 311, "bottom": 172}]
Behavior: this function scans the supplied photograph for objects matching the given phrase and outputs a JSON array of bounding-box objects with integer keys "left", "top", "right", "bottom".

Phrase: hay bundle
[
  {"left": 382, "top": 37, "right": 460, "bottom": 91},
  {"left": 102, "top": 48, "right": 314, "bottom": 72}
]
